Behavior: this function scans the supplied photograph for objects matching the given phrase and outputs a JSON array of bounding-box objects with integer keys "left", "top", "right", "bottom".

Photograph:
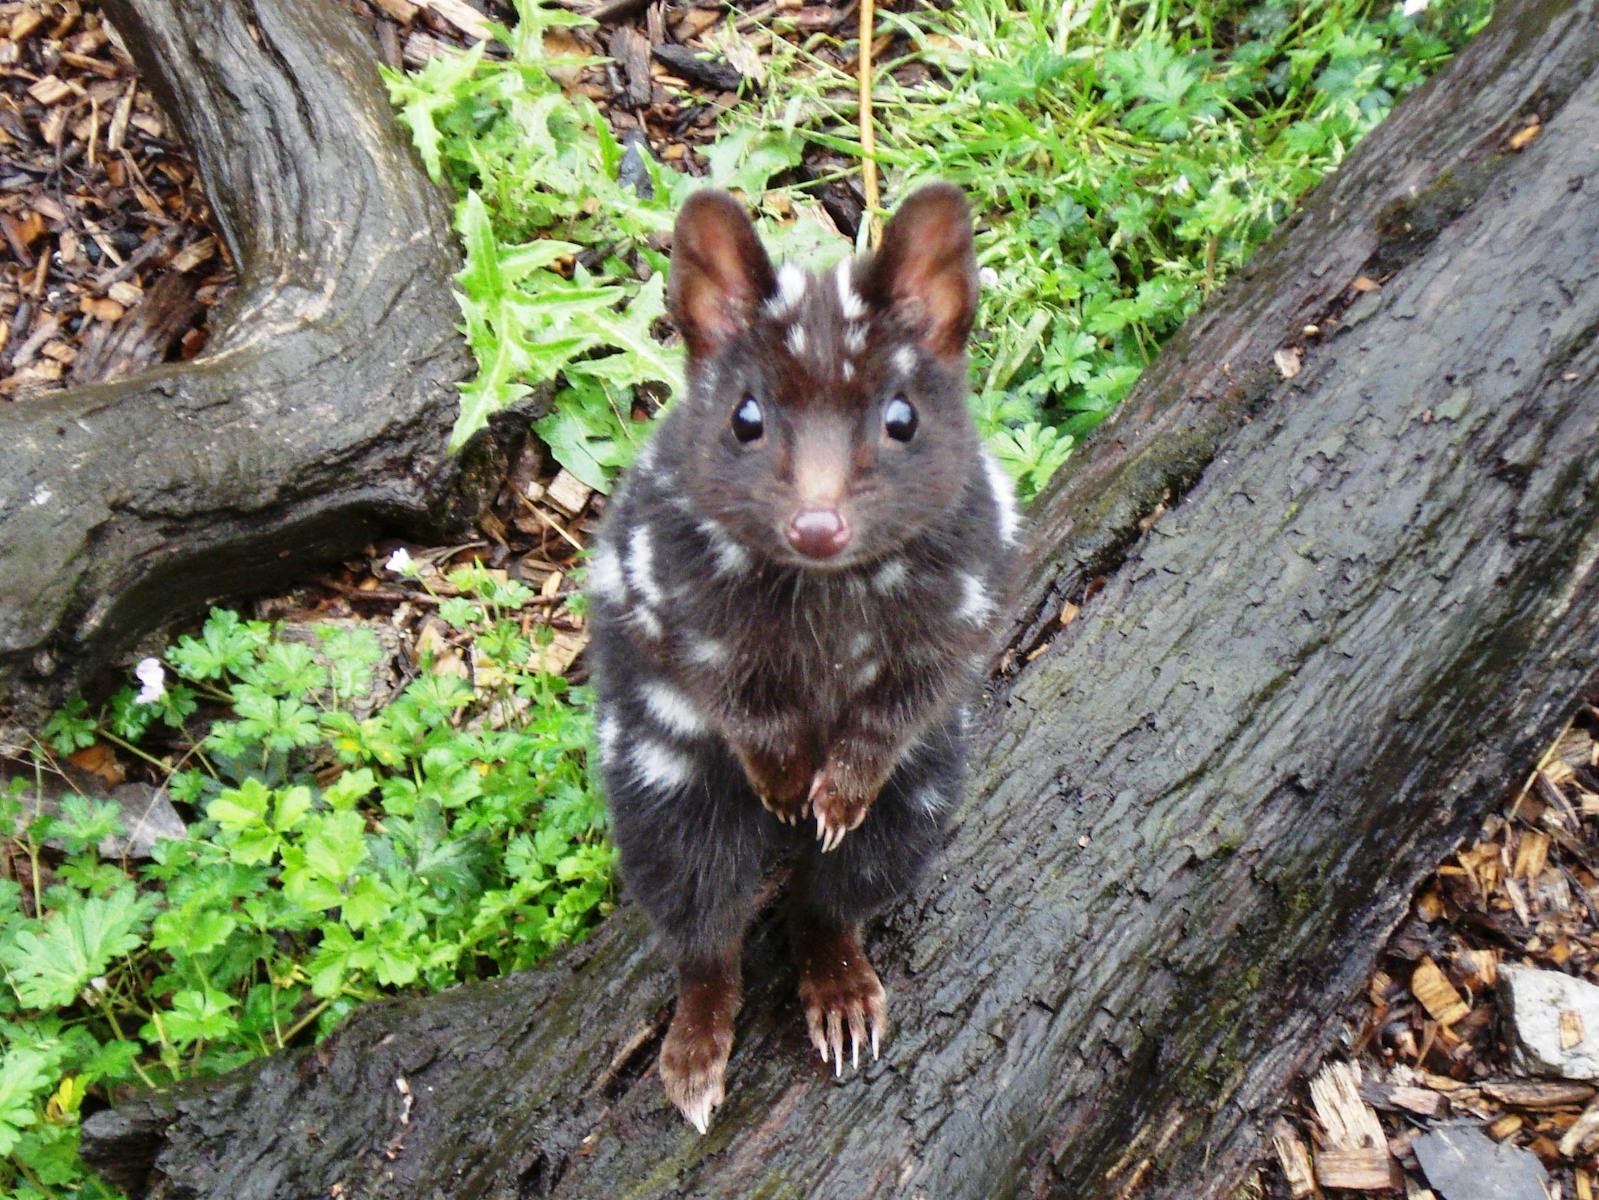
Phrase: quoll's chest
[{"left": 669, "top": 548, "right": 948, "bottom": 717}]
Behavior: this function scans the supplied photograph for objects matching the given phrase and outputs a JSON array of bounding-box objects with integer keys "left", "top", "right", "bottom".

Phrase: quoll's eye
[
  {"left": 883, "top": 394, "right": 918, "bottom": 443},
  {"left": 732, "top": 394, "right": 764, "bottom": 443}
]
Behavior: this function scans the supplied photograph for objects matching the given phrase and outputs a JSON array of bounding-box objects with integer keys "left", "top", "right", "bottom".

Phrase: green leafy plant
[
  {"left": 383, "top": 1, "right": 852, "bottom": 493},
  {"left": 2, "top": 586, "right": 610, "bottom": 1195}
]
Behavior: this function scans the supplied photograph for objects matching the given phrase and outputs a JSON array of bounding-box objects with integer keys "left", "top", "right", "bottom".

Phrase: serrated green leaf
[{"left": 1, "top": 888, "right": 152, "bottom": 1011}]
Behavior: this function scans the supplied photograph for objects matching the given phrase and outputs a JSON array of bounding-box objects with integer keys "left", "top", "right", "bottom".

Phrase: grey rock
[
  {"left": 8, "top": 778, "right": 186, "bottom": 860},
  {"left": 1412, "top": 1124, "right": 1550, "bottom": 1200},
  {"left": 1502, "top": 963, "right": 1599, "bottom": 1081}
]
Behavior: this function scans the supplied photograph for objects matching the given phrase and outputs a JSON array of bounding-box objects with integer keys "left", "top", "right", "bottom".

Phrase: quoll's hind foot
[
  {"left": 660, "top": 958, "right": 740, "bottom": 1133},
  {"left": 794, "top": 924, "right": 887, "bottom": 1076}
]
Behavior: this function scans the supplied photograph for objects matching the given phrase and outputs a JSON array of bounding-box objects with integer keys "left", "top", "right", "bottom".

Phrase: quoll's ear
[
  {"left": 669, "top": 190, "right": 777, "bottom": 359},
  {"left": 862, "top": 183, "right": 978, "bottom": 359}
]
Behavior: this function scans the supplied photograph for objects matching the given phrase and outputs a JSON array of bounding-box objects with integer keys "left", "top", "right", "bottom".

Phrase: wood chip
[
  {"left": 1271, "top": 1120, "right": 1319, "bottom": 1199},
  {"left": 1412, "top": 957, "right": 1470, "bottom": 1025},
  {"left": 527, "top": 628, "right": 587, "bottom": 677},
  {"left": 402, "top": 29, "right": 461, "bottom": 67},
  {"left": 107, "top": 280, "right": 143, "bottom": 306},
  {"left": 1487, "top": 1113, "right": 1524, "bottom": 1140},
  {"left": 1311, "top": 1062, "right": 1397, "bottom": 1190},
  {"left": 27, "top": 72, "right": 74, "bottom": 103},
  {"left": 169, "top": 235, "right": 217, "bottom": 273},
  {"left": 1513, "top": 829, "right": 1551, "bottom": 880},
  {"left": 1480, "top": 1079, "right": 1596, "bottom": 1109},
  {"left": 1562, "top": 1006, "right": 1586, "bottom": 1050},
  {"left": 1508, "top": 117, "right": 1541, "bottom": 152},
  {"left": 419, "top": 0, "right": 492, "bottom": 40},
  {"left": 543, "top": 469, "right": 593, "bottom": 517},
  {"left": 371, "top": 0, "right": 420, "bottom": 21},
  {"left": 1352, "top": 275, "right": 1382, "bottom": 292}
]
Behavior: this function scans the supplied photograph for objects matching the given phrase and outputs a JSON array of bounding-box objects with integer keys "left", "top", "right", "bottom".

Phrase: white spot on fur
[
  {"left": 698, "top": 519, "right": 751, "bottom": 575},
  {"left": 629, "top": 738, "right": 694, "bottom": 792},
  {"left": 872, "top": 557, "right": 910, "bottom": 593},
  {"left": 684, "top": 637, "right": 730, "bottom": 667},
  {"left": 841, "top": 361, "right": 855, "bottom": 382},
  {"left": 955, "top": 571, "right": 995, "bottom": 625},
  {"left": 835, "top": 259, "right": 866, "bottom": 320},
  {"left": 626, "top": 526, "right": 664, "bottom": 606},
  {"left": 849, "top": 631, "right": 874, "bottom": 657},
  {"left": 786, "top": 324, "right": 808, "bottom": 356},
  {"left": 893, "top": 346, "right": 918, "bottom": 376},
  {"left": 634, "top": 606, "right": 664, "bottom": 640},
  {"left": 917, "top": 786, "right": 948, "bottom": 817},
  {"left": 640, "top": 680, "right": 709, "bottom": 738},
  {"left": 596, "top": 712, "right": 621, "bottom": 765},
  {"left": 980, "top": 449, "right": 1021, "bottom": 547},
  {"left": 766, "top": 263, "right": 808, "bottom": 317},
  {"left": 587, "top": 543, "right": 626, "bottom": 603},
  {"left": 843, "top": 324, "right": 866, "bottom": 354},
  {"left": 853, "top": 658, "right": 882, "bottom": 690}
]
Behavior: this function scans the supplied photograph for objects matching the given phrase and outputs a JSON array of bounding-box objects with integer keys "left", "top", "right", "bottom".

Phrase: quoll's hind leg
[
  {"left": 790, "top": 717, "right": 963, "bottom": 1074},
  {"left": 603, "top": 740, "right": 774, "bottom": 1133},
  {"left": 660, "top": 949, "right": 742, "bottom": 1134},
  {"left": 790, "top": 906, "right": 886, "bottom": 1075}
]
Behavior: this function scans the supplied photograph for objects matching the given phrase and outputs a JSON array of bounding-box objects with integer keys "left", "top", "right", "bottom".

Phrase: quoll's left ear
[{"left": 862, "top": 183, "right": 978, "bottom": 360}]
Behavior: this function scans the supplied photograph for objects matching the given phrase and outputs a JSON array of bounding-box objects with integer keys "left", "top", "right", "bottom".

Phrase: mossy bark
[
  {"left": 0, "top": 0, "right": 536, "bottom": 728},
  {"left": 78, "top": 1, "right": 1599, "bottom": 1197}
]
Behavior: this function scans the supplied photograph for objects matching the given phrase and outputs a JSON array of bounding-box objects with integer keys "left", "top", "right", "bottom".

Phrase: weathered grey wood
[
  {"left": 78, "top": 1, "right": 1599, "bottom": 1196},
  {"left": 0, "top": 0, "right": 531, "bottom": 727}
]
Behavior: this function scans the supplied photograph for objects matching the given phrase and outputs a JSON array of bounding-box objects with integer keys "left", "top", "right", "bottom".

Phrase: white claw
[
  {"left": 851, "top": 1027, "right": 860, "bottom": 1071},
  {"left": 872, "top": 1024, "right": 881, "bottom": 1061}
]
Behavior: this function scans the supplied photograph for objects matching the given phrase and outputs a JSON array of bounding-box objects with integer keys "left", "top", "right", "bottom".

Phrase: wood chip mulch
[
  {"left": 1267, "top": 708, "right": 1599, "bottom": 1200},
  {"left": 2, "top": 0, "right": 885, "bottom": 401},
  {"left": 0, "top": 0, "right": 235, "bottom": 397}
]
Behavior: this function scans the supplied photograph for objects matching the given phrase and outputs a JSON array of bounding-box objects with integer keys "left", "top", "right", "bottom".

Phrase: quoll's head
[{"left": 667, "top": 183, "right": 981, "bottom": 571}]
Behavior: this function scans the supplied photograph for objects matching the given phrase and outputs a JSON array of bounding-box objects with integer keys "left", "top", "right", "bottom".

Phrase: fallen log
[
  {"left": 0, "top": 0, "right": 531, "bottom": 729},
  {"left": 79, "top": 0, "right": 1599, "bottom": 1196}
]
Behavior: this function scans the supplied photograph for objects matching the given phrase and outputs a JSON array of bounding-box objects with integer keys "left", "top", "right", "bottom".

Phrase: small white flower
[
  {"left": 1402, "top": 0, "right": 1429, "bottom": 14},
  {"left": 385, "top": 547, "right": 415, "bottom": 576},
  {"left": 134, "top": 657, "right": 165, "bottom": 704},
  {"left": 978, "top": 266, "right": 1000, "bottom": 288}
]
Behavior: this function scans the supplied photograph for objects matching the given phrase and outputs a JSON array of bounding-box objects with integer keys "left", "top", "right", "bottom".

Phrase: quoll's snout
[{"left": 786, "top": 508, "right": 851, "bottom": 559}]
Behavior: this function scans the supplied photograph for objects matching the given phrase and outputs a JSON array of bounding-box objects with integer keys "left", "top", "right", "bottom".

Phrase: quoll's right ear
[{"left": 669, "top": 190, "right": 777, "bottom": 359}]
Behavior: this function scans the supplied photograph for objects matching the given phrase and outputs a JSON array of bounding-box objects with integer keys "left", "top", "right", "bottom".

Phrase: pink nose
[{"left": 786, "top": 508, "right": 851, "bottom": 559}]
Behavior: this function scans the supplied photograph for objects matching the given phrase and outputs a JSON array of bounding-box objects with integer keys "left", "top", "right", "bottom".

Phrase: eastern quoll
[{"left": 585, "top": 183, "right": 1019, "bottom": 1132}]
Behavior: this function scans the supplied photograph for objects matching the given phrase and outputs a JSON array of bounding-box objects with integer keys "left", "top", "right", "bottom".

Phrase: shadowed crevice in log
[
  {"left": 75, "top": 1, "right": 1599, "bottom": 1197},
  {"left": 0, "top": 0, "right": 540, "bottom": 727}
]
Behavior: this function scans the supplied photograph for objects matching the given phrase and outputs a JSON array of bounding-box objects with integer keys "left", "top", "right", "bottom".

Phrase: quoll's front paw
[
  {"left": 660, "top": 1014, "right": 734, "bottom": 1134},
  {"left": 736, "top": 745, "right": 813, "bottom": 825},
  {"left": 808, "top": 763, "right": 873, "bottom": 852},
  {"left": 799, "top": 948, "right": 887, "bottom": 1076}
]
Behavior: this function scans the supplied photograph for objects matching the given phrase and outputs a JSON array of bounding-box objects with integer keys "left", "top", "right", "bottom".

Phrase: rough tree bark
[
  {"left": 79, "top": 0, "right": 1599, "bottom": 1197},
  {"left": 0, "top": 0, "right": 533, "bottom": 728}
]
